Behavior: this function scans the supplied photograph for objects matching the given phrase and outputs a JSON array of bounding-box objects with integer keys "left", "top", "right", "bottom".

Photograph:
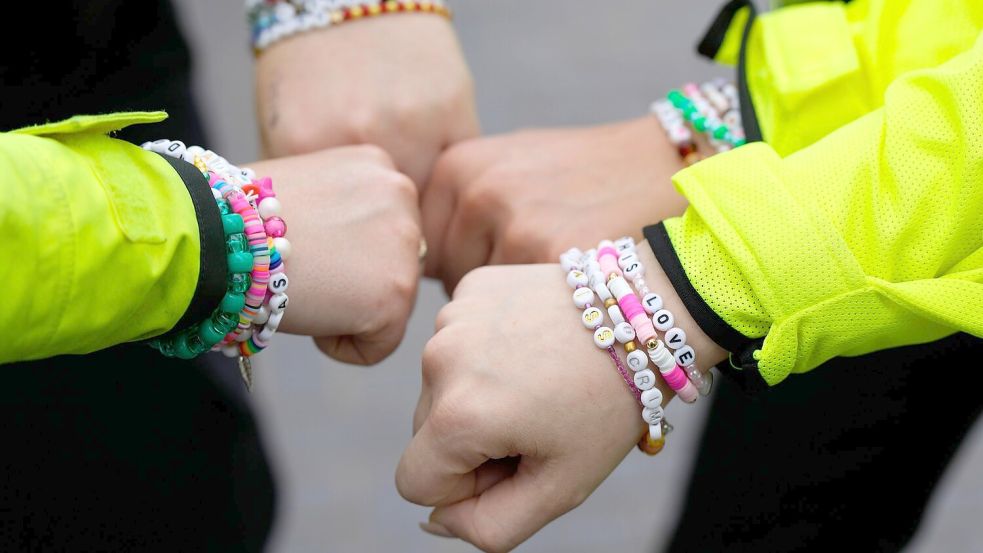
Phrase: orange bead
[
  {"left": 242, "top": 183, "right": 260, "bottom": 197},
  {"left": 637, "top": 434, "right": 666, "bottom": 456}
]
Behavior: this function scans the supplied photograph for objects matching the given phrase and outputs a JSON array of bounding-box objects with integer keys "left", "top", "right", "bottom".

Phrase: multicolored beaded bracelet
[
  {"left": 651, "top": 78, "right": 746, "bottom": 166},
  {"left": 149, "top": 197, "right": 252, "bottom": 360},
  {"left": 248, "top": 0, "right": 452, "bottom": 52}
]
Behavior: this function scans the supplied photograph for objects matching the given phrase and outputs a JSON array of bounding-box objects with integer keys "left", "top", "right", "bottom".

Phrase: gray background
[{"left": 171, "top": 1, "right": 983, "bottom": 551}]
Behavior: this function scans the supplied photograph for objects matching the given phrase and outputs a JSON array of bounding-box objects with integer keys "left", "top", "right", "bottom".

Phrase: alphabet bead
[
  {"left": 269, "top": 293, "right": 289, "bottom": 313},
  {"left": 633, "top": 369, "right": 658, "bottom": 391},
  {"left": 642, "top": 406, "right": 665, "bottom": 426},
  {"left": 642, "top": 293, "right": 663, "bottom": 314},
  {"left": 613, "top": 322, "right": 636, "bottom": 344},
  {"left": 566, "top": 270, "right": 589, "bottom": 289},
  {"left": 573, "top": 287, "right": 596, "bottom": 308},
  {"left": 269, "top": 273, "right": 289, "bottom": 294},
  {"left": 641, "top": 387, "right": 664, "bottom": 409},
  {"left": 593, "top": 326, "right": 616, "bottom": 348},
  {"left": 627, "top": 350, "right": 649, "bottom": 372},
  {"left": 664, "top": 327, "right": 686, "bottom": 350},
  {"left": 674, "top": 345, "right": 697, "bottom": 367},
  {"left": 582, "top": 307, "right": 604, "bottom": 329},
  {"left": 652, "top": 309, "right": 674, "bottom": 331}
]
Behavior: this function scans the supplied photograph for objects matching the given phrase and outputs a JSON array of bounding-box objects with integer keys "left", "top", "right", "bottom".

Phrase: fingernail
[{"left": 419, "top": 521, "right": 455, "bottom": 538}]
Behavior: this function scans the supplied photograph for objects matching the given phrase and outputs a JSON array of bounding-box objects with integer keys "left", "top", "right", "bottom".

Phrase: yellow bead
[
  {"left": 385, "top": 1, "right": 399, "bottom": 11},
  {"left": 420, "top": 1, "right": 433, "bottom": 10},
  {"left": 330, "top": 10, "right": 344, "bottom": 23},
  {"left": 350, "top": 5, "right": 365, "bottom": 17},
  {"left": 404, "top": 1, "right": 417, "bottom": 10},
  {"left": 624, "top": 342, "right": 636, "bottom": 353},
  {"left": 368, "top": 4, "right": 383, "bottom": 15},
  {"left": 638, "top": 434, "right": 666, "bottom": 456},
  {"left": 193, "top": 157, "right": 208, "bottom": 174},
  {"left": 604, "top": 298, "right": 617, "bottom": 309}
]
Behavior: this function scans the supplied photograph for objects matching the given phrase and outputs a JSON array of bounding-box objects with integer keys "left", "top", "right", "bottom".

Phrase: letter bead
[
  {"left": 607, "top": 304, "right": 626, "bottom": 325},
  {"left": 642, "top": 293, "right": 663, "bottom": 314},
  {"left": 633, "top": 369, "right": 658, "bottom": 391},
  {"left": 674, "top": 345, "right": 697, "bottom": 367},
  {"left": 593, "top": 326, "right": 616, "bottom": 348},
  {"left": 573, "top": 287, "right": 596, "bottom": 308},
  {"left": 627, "top": 350, "right": 649, "bottom": 372},
  {"left": 617, "top": 252, "right": 639, "bottom": 270},
  {"left": 652, "top": 309, "right": 675, "bottom": 331},
  {"left": 623, "top": 261, "right": 644, "bottom": 280},
  {"left": 566, "top": 270, "right": 589, "bottom": 289},
  {"left": 581, "top": 307, "right": 604, "bottom": 329},
  {"left": 642, "top": 406, "right": 665, "bottom": 426},
  {"left": 269, "top": 293, "right": 289, "bottom": 313},
  {"left": 641, "top": 387, "right": 664, "bottom": 409},
  {"left": 614, "top": 236, "right": 636, "bottom": 253},
  {"left": 613, "top": 322, "right": 636, "bottom": 344},
  {"left": 269, "top": 273, "right": 289, "bottom": 294},
  {"left": 665, "top": 327, "right": 687, "bottom": 349}
]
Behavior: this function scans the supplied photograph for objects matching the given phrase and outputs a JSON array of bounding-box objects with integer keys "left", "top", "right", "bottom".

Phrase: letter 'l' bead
[
  {"left": 642, "top": 293, "right": 663, "bottom": 315},
  {"left": 633, "top": 369, "right": 657, "bottom": 390}
]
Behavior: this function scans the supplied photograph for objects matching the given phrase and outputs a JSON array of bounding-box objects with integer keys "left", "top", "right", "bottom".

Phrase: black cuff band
[
  {"left": 158, "top": 154, "right": 228, "bottom": 337},
  {"left": 644, "top": 222, "right": 770, "bottom": 394}
]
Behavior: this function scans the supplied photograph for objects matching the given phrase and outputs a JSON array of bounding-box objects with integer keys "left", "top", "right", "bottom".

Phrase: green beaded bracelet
[{"left": 150, "top": 197, "right": 252, "bottom": 360}]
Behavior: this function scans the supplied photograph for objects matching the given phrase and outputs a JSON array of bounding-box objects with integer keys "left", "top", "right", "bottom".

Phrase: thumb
[{"left": 428, "top": 458, "right": 581, "bottom": 553}]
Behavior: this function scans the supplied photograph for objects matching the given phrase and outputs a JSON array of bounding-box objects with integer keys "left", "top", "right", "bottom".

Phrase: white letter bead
[
  {"left": 593, "top": 326, "right": 616, "bottom": 348},
  {"left": 642, "top": 406, "right": 665, "bottom": 426},
  {"left": 642, "top": 293, "right": 663, "bottom": 314},
  {"left": 258, "top": 197, "right": 282, "bottom": 219},
  {"left": 664, "top": 327, "right": 687, "bottom": 350},
  {"left": 269, "top": 273, "right": 289, "bottom": 294},
  {"left": 607, "top": 277, "right": 633, "bottom": 300},
  {"left": 613, "top": 322, "right": 636, "bottom": 344},
  {"left": 165, "top": 140, "right": 186, "bottom": 158},
  {"left": 617, "top": 252, "right": 639, "bottom": 270},
  {"left": 269, "top": 293, "right": 289, "bottom": 313},
  {"left": 674, "top": 345, "right": 697, "bottom": 368},
  {"left": 592, "top": 281, "right": 614, "bottom": 302},
  {"left": 614, "top": 236, "right": 636, "bottom": 252},
  {"left": 559, "top": 253, "right": 579, "bottom": 272},
  {"left": 273, "top": 237, "right": 291, "bottom": 260},
  {"left": 641, "top": 387, "right": 664, "bottom": 409},
  {"left": 623, "top": 262, "right": 644, "bottom": 280},
  {"left": 652, "top": 309, "right": 675, "bottom": 331},
  {"left": 626, "top": 350, "right": 649, "bottom": 372},
  {"left": 253, "top": 304, "right": 271, "bottom": 325},
  {"left": 566, "top": 270, "right": 589, "bottom": 289},
  {"left": 607, "top": 305, "right": 626, "bottom": 325},
  {"left": 572, "top": 287, "right": 596, "bottom": 308},
  {"left": 648, "top": 341, "right": 677, "bottom": 372},
  {"left": 633, "top": 369, "right": 658, "bottom": 391},
  {"left": 649, "top": 422, "right": 664, "bottom": 441},
  {"left": 581, "top": 307, "right": 604, "bottom": 329}
]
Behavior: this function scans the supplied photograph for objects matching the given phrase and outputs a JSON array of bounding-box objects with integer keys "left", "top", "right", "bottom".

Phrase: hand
[
  {"left": 396, "top": 243, "right": 726, "bottom": 552},
  {"left": 422, "top": 117, "right": 688, "bottom": 292},
  {"left": 249, "top": 145, "right": 422, "bottom": 365},
  {"left": 255, "top": 14, "right": 479, "bottom": 187}
]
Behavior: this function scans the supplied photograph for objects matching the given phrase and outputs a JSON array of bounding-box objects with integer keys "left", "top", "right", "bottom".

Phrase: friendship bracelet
[
  {"left": 247, "top": 0, "right": 452, "bottom": 52},
  {"left": 651, "top": 78, "right": 746, "bottom": 166}
]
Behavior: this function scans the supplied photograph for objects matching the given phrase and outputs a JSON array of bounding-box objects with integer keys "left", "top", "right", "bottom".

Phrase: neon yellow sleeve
[
  {"left": 660, "top": 32, "right": 983, "bottom": 386},
  {"left": 0, "top": 113, "right": 205, "bottom": 363}
]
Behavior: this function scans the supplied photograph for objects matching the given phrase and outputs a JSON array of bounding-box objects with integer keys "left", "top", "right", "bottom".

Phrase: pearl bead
[
  {"left": 269, "top": 273, "right": 289, "bottom": 294},
  {"left": 607, "top": 304, "right": 625, "bottom": 326},
  {"left": 258, "top": 197, "right": 282, "bottom": 219},
  {"left": 653, "top": 309, "right": 675, "bottom": 332},
  {"left": 641, "top": 387, "right": 664, "bottom": 409},
  {"left": 269, "top": 293, "right": 289, "bottom": 313},
  {"left": 273, "top": 237, "right": 291, "bottom": 260},
  {"left": 665, "top": 327, "right": 687, "bottom": 350},
  {"left": 581, "top": 307, "right": 604, "bottom": 329},
  {"left": 626, "top": 350, "right": 649, "bottom": 372},
  {"left": 566, "top": 270, "right": 589, "bottom": 289},
  {"left": 674, "top": 345, "right": 697, "bottom": 368},
  {"left": 572, "top": 287, "right": 595, "bottom": 309},
  {"left": 613, "top": 322, "right": 636, "bottom": 344},
  {"left": 253, "top": 305, "right": 271, "bottom": 325},
  {"left": 593, "top": 326, "right": 615, "bottom": 348},
  {"left": 642, "top": 293, "right": 663, "bottom": 314},
  {"left": 642, "top": 406, "right": 665, "bottom": 426},
  {"left": 633, "top": 369, "right": 657, "bottom": 391}
]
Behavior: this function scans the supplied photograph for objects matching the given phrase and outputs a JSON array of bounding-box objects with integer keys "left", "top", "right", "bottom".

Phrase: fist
[
  {"left": 255, "top": 14, "right": 479, "bottom": 187},
  {"left": 422, "top": 117, "right": 688, "bottom": 292},
  {"left": 251, "top": 145, "right": 422, "bottom": 364}
]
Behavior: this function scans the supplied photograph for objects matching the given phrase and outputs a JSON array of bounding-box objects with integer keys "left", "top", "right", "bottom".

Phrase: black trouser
[{"left": 666, "top": 333, "right": 983, "bottom": 552}]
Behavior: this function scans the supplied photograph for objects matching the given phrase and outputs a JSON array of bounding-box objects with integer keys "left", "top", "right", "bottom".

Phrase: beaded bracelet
[
  {"left": 248, "top": 0, "right": 452, "bottom": 52},
  {"left": 150, "top": 197, "right": 252, "bottom": 360},
  {"left": 651, "top": 78, "right": 746, "bottom": 166}
]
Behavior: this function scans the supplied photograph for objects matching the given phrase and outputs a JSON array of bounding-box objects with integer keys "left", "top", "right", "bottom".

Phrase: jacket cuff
[
  {"left": 644, "top": 222, "right": 770, "bottom": 395},
  {"left": 157, "top": 154, "right": 227, "bottom": 337}
]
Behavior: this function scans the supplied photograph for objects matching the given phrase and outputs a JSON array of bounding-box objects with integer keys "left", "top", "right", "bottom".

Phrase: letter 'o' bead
[
  {"left": 581, "top": 307, "right": 604, "bottom": 329},
  {"left": 593, "top": 326, "right": 616, "bottom": 348},
  {"left": 652, "top": 309, "right": 675, "bottom": 331},
  {"left": 633, "top": 368, "right": 657, "bottom": 390},
  {"left": 627, "top": 349, "right": 649, "bottom": 372}
]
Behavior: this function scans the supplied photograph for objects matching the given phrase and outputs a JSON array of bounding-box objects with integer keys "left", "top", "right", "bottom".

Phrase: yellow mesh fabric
[{"left": 665, "top": 33, "right": 983, "bottom": 386}]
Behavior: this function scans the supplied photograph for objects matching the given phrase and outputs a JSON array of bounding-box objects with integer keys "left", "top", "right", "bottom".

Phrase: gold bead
[
  {"left": 349, "top": 5, "right": 365, "bottom": 17},
  {"left": 368, "top": 4, "right": 383, "bottom": 14},
  {"left": 624, "top": 342, "right": 636, "bottom": 353},
  {"left": 385, "top": 1, "right": 399, "bottom": 11},
  {"left": 604, "top": 298, "right": 617, "bottom": 309},
  {"left": 607, "top": 272, "right": 619, "bottom": 282},
  {"left": 646, "top": 339, "right": 660, "bottom": 351}
]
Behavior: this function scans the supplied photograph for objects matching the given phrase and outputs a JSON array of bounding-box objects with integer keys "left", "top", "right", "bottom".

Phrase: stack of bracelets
[
  {"left": 560, "top": 237, "right": 712, "bottom": 456},
  {"left": 247, "top": 0, "right": 452, "bottom": 52},
  {"left": 142, "top": 139, "right": 291, "bottom": 388},
  {"left": 651, "top": 78, "right": 746, "bottom": 166}
]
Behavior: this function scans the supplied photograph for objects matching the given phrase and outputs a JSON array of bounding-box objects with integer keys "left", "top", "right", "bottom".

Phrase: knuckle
[
  {"left": 274, "top": 124, "right": 325, "bottom": 156},
  {"left": 350, "top": 143, "right": 394, "bottom": 167}
]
